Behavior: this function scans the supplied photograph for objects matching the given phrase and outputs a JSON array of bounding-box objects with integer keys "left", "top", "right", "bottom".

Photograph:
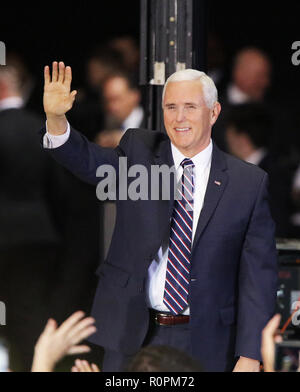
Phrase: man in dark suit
[
  {"left": 95, "top": 70, "right": 145, "bottom": 148},
  {"left": 212, "top": 47, "right": 272, "bottom": 152},
  {"left": 41, "top": 61, "right": 278, "bottom": 372},
  {"left": 0, "top": 65, "right": 60, "bottom": 369}
]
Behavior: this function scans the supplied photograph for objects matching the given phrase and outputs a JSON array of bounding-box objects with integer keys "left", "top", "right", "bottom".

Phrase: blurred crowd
[
  {"left": 0, "top": 33, "right": 299, "bottom": 371},
  {"left": 0, "top": 309, "right": 294, "bottom": 372}
]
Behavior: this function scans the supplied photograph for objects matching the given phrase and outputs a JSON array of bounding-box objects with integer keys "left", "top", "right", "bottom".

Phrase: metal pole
[{"left": 140, "top": 0, "right": 207, "bottom": 132}]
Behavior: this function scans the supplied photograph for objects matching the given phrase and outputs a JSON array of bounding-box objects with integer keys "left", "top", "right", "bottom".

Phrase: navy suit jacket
[{"left": 42, "top": 126, "right": 278, "bottom": 371}]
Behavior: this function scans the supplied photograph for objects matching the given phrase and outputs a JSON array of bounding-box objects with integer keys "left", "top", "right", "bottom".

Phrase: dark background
[{"left": 2, "top": 1, "right": 300, "bottom": 100}]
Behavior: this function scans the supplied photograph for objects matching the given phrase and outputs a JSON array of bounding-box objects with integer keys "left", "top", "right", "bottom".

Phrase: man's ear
[{"left": 211, "top": 102, "right": 221, "bottom": 126}]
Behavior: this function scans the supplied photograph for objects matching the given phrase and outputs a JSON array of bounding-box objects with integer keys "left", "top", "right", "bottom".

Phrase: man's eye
[
  {"left": 167, "top": 106, "right": 176, "bottom": 110},
  {"left": 186, "top": 105, "right": 196, "bottom": 109}
]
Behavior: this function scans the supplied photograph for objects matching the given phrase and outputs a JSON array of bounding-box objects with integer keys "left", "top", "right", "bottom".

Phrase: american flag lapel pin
[{"left": 214, "top": 180, "right": 221, "bottom": 186}]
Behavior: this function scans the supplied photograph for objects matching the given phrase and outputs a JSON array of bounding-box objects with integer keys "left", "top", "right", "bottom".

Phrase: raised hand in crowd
[
  {"left": 71, "top": 359, "right": 100, "bottom": 372},
  {"left": 31, "top": 311, "right": 96, "bottom": 372},
  {"left": 261, "top": 314, "right": 282, "bottom": 372}
]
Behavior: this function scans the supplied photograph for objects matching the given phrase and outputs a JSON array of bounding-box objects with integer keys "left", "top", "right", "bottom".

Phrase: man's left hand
[{"left": 233, "top": 356, "right": 260, "bottom": 372}]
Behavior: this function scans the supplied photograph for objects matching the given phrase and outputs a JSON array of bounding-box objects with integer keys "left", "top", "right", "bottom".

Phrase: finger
[
  {"left": 52, "top": 61, "right": 58, "bottom": 82},
  {"left": 58, "top": 61, "right": 65, "bottom": 83},
  {"left": 69, "top": 325, "right": 97, "bottom": 346},
  {"left": 263, "top": 314, "right": 281, "bottom": 336},
  {"left": 71, "top": 366, "right": 79, "bottom": 372},
  {"left": 41, "top": 318, "right": 57, "bottom": 336},
  {"left": 82, "top": 360, "right": 92, "bottom": 372},
  {"left": 75, "top": 359, "right": 86, "bottom": 372},
  {"left": 44, "top": 66, "right": 50, "bottom": 85},
  {"left": 91, "top": 363, "right": 100, "bottom": 372},
  {"left": 274, "top": 335, "right": 283, "bottom": 343},
  {"left": 67, "top": 317, "right": 96, "bottom": 340},
  {"left": 67, "top": 345, "right": 91, "bottom": 355},
  {"left": 64, "top": 66, "right": 72, "bottom": 87},
  {"left": 57, "top": 311, "right": 86, "bottom": 335},
  {"left": 70, "top": 90, "right": 77, "bottom": 102}
]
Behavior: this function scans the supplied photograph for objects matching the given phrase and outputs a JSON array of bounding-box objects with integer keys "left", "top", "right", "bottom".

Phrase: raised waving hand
[{"left": 43, "top": 61, "right": 77, "bottom": 135}]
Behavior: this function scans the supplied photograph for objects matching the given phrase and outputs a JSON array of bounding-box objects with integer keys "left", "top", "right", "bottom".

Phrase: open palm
[{"left": 43, "top": 61, "right": 77, "bottom": 116}]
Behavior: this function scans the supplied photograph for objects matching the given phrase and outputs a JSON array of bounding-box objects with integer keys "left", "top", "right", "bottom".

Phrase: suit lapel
[
  {"left": 153, "top": 139, "right": 175, "bottom": 218},
  {"left": 192, "top": 143, "right": 228, "bottom": 251}
]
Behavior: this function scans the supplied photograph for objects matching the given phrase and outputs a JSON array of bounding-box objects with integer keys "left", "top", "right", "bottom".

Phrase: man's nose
[{"left": 176, "top": 107, "right": 186, "bottom": 122}]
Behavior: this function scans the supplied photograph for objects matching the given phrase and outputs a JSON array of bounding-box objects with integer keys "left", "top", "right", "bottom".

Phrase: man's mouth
[{"left": 174, "top": 127, "right": 191, "bottom": 132}]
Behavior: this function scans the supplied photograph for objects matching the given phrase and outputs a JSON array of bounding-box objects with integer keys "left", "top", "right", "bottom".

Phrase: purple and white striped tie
[{"left": 163, "top": 158, "right": 195, "bottom": 315}]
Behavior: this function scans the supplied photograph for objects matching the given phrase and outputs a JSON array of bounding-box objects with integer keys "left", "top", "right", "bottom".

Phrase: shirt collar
[
  {"left": 227, "top": 83, "right": 250, "bottom": 105},
  {"left": 0, "top": 96, "right": 24, "bottom": 111},
  {"left": 245, "top": 148, "right": 267, "bottom": 165},
  {"left": 171, "top": 139, "right": 213, "bottom": 171},
  {"left": 122, "top": 106, "right": 144, "bottom": 131}
]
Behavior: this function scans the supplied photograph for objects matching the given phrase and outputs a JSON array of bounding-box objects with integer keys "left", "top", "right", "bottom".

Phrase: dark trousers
[{"left": 102, "top": 310, "right": 191, "bottom": 372}]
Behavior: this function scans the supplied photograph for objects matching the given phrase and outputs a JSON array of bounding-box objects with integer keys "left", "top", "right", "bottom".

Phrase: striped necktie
[{"left": 163, "top": 158, "right": 195, "bottom": 315}]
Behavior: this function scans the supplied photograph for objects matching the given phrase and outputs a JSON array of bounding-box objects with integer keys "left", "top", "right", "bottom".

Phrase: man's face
[
  {"left": 103, "top": 76, "right": 140, "bottom": 123},
  {"left": 87, "top": 59, "right": 110, "bottom": 88},
  {"left": 163, "top": 80, "right": 220, "bottom": 157},
  {"left": 234, "top": 52, "right": 271, "bottom": 100}
]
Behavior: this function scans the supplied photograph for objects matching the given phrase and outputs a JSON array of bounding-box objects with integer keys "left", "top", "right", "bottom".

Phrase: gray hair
[{"left": 162, "top": 69, "right": 218, "bottom": 109}]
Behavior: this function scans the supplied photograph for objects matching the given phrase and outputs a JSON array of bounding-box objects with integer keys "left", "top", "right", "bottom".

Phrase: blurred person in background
[
  {"left": 213, "top": 47, "right": 272, "bottom": 151},
  {"left": 5, "top": 52, "right": 44, "bottom": 115},
  {"left": 0, "top": 64, "right": 61, "bottom": 370},
  {"left": 68, "top": 47, "right": 124, "bottom": 142},
  {"left": 0, "top": 63, "right": 103, "bottom": 370},
  {"left": 96, "top": 71, "right": 145, "bottom": 148},
  {"left": 207, "top": 32, "right": 228, "bottom": 95},
  {"left": 225, "top": 48, "right": 271, "bottom": 105},
  {"left": 95, "top": 70, "right": 145, "bottom": 262},
  {"left": 225, "top": 103, "right": 293, "bottom": 238},
  {"left": 108, "top": 35, "right": 140, "bottom": 73},
  {"left": 126, "top": 345, "right": 203, "bottom": 372}
]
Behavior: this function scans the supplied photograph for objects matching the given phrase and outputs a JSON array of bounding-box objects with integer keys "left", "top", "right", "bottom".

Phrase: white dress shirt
[
  {"left": 121, "top": 106, "right": 144, "bottom": 131},
  {"left": 227, "top": 84, "right": 251, "bottom": 105},
  {"left": 146, "top": 141, "right": 213, "bottom": 315},
  {"left": 244, "top": 148, "right": 267, "bottom": 166},
  {"left": 43, "top": 122, "right": 71, "bottom": 148},
  {"left": 43, "top": 127, "right": 213, "bottom": 315},
  {"left": 0, "top": 96, "right": 24, "bottom": 111}
]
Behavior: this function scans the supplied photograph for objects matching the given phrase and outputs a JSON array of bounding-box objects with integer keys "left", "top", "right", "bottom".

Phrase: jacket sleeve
[
  {"left": 235, "top": 172, "right": 278, "bottom": 361},
  {"left": 40, "top": 125, "right": 128, "bottom": 186}
]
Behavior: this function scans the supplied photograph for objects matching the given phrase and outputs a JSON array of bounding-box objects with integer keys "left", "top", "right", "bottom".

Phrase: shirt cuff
[{"left": 43, "top": 121, "right": 71, "bottom": 149}]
